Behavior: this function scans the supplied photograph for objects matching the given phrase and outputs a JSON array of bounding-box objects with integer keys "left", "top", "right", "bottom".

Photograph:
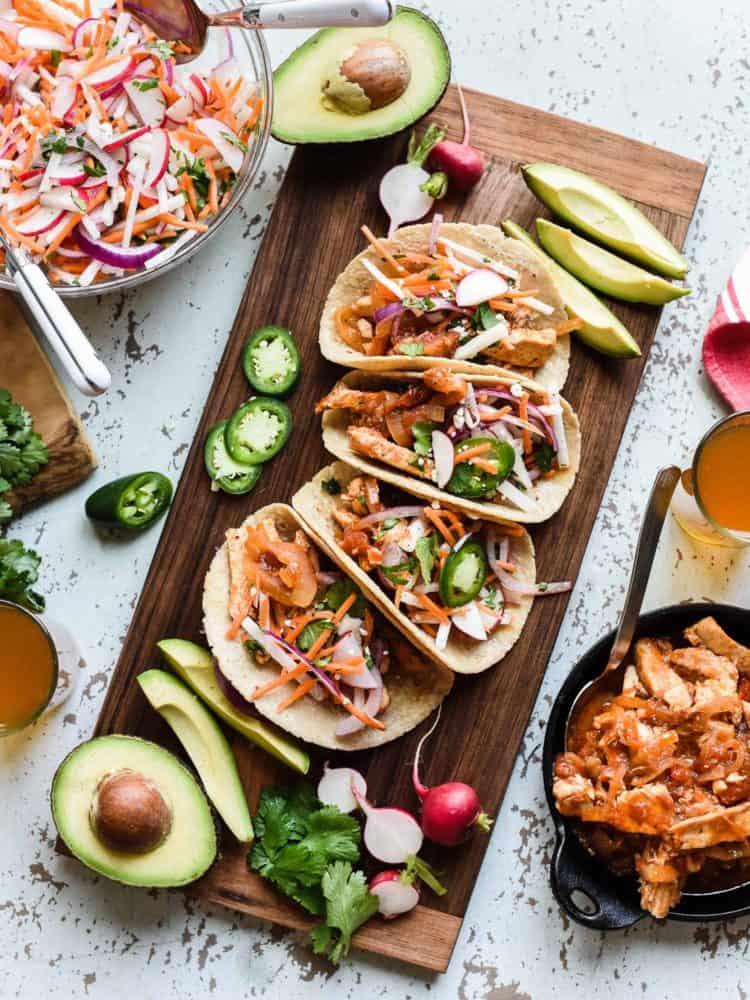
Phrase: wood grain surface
[
  {"left": 84, "top": 85, "right": 705, "bottom": 972},
  {"left": 0, "top": 292, "right": 96, "bottom": 513}
]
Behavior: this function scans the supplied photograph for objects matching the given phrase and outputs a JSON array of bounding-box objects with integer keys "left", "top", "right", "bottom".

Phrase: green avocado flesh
[
  {"left": 522, "top": 162, "right": 689, "bottom": 279},
  {"left": 51, "top": 735, "right": 216, "bottom": 887},
  {"left": 501, "top": 220, "right": 641, "bottom": 358},
  {"left": 272, "top": 7, "right": 451, "bottom": 144},
  {"left": 536, "top": 219, "right": 690, "bottom": 305},
  {"left": 138, "top": 669, "right": 254, "bottom": 843},
  {"left": 157, "top": 639, "right": 310, "bottom": 775}
]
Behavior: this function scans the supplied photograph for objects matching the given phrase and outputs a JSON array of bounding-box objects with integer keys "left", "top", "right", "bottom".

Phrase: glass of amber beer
[
  {"left": 0, "top": 600, "right": 58, "bottom": 735},
  {"left": 673, "top": 411, "right": 750, "bottom": 547}
]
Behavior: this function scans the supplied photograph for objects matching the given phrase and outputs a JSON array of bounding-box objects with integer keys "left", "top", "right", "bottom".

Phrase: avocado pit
[
  {"left": 90, "top": 769, "right": 172, "bottom": 854},
  {"left": 323, "top": 39, "right": 411, "bottom": 115}
]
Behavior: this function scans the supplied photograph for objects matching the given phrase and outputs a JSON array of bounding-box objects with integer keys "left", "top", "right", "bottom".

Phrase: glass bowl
[{"left": 0, "top": 3, "right": 273, "bottom": 299}]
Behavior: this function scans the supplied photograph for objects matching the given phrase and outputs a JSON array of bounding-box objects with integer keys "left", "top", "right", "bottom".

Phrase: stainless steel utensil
[
  {"left": 565, "top": 465, "right": 681, "bottom": 741},
  {"left": 125, "top": 0, "right": 394, "bottom": 63},
  {"left": 1, "top": 232, "right": 111, "bottom": 397}
]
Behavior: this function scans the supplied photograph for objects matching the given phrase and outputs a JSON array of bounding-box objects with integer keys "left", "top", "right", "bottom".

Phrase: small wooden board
[
  {"left": 0, "top": 292, "right": 97, "bottom": 513},
  {"left": 83, "top": 86, "right": 705, "bottom": 972}
]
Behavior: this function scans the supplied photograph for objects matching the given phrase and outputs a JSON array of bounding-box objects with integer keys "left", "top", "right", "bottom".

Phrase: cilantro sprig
[
  {"left": 248, "top": 783, "right": 377, "bottom": 963},
  {"left": 0, "top": 389, "right": 49, "bottom": 525}
]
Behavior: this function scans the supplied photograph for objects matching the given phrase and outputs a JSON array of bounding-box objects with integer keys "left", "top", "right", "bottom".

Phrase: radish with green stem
[
  {"left": 413, "top": 709, "right": 492, "bottom": 846},
  {"left": 370, "top": 856, "right": 446, "bottom": 919},
  {"left": 379, "top": 124, "right": 448, "bottom": 237},
  {"left": 428, "top": 82, "right": 484, "bottom": 192}
]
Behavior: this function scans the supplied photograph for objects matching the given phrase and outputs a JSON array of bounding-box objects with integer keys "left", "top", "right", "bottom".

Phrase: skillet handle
[{"left": 551, "top": 829, "right": 644, "bottom": 930}]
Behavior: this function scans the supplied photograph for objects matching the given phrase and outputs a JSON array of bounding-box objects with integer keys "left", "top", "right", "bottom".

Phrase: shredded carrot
[
  {"left": 251, "top": 662, "right": 309, "bottom": 700},
  {"left": 504, "top": 287, "right": 540, "bottom": 299},
  {"left": 556, "top": 316, "right": 584, "bottom": 335},
  {"left": 332, "top": 591, "right": 357, "bottom": 623},
  {"left": 415, "top": 591, "right": 451, "bottom": 626},
  {"left": 341, "top": 698, "right": 385, "bottom": 731},
  {"left": 360, "top": 224, "right": 407, "bottom": 276},
  {"left": 472, "top": 458, "right": 500, "bottom": 475},
  {"left": 306, "top": 625, "right": 336, "bottom": 661},
  {"left": 423, "top": 508, "right": 455, "bottom": 545},
  {"left": 519, "top": 392, "right": 532, "bottom": 455},
  {"left": 479, "top": 405, "right": 512, "bottom": 422},
  {"left": 394, "top": 585, "right": 405, "bottom": 609},
  {"left": 258, "top": 593, "right": 271, "bottom": 630},
  {"left": 454, "top": 442, "right": 492, "bottom": 464},
  {"left": 275, "top": 677, "right": 316, "bottom": 711}
]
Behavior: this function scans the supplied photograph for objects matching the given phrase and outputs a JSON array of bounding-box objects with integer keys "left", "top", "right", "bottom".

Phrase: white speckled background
[{"left": 3, "top": 1, "right": 750, "bottom": 996}]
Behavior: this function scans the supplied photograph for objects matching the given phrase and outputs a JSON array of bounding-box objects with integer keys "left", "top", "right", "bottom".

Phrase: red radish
[
  {"left": 125, "top": 79, "right": 167, "bottom": 128},
  {"left": 351, "top": 781, "right": 423, "bottom": 863},
  {"left": 370, "top": 871, "right": 419, "bottom": 919},
  {"left": 412, "top": 710, "right": 492, "bottom": 847},
  {"left": 165, "top": 93, "right": 194, "bottom": 126},
  {"left": 431, "top": 430, "right": 455, "bottom": 488},
  {"left": 16, "top": 166, "right": 44, "bottom": 182},
  {"left": 379, "top": 124, "right": 446, "bottom": 237},
  {"left": 428, "top": 83, "right": 484, "bottom": 192},
  {"left": 143, "top": 128, "right": 170, "bottom": 189},
  {"left": 317, "top": 763, "right": 367, "bottom": 814},
  {"left": 72, "top": 16, "right": 98, "bottom": 49},
  {"left": 16, "top": 206, "right": 65, "bottom": 236},
  {"left": 103, "top": 124, "right": 150, "bottom": 153},
  {"left": 194, "top": 117, "right": 244, "bottom": 172},
  {"left": 51, "top": 77, "right": 76, "bottom": 120},
  {"left": 17, "top": 25, "right": 71, "bottom": 52},
  {"left": 186, "top": 72, "right": 209, "bottom": 107},
  {"left": 84, "top": 55, "right": 136, "bottom": 91},
  {"left": 455, "top": 267, "right": 509, "bottom": 307}
]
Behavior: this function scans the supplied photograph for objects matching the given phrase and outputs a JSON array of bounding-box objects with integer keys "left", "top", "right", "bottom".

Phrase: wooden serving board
[
  {"left": 0, "top": 292, "right": 97, "bottom": 514},
  {"left": 82, "top": 86, "right": 705, "bottom": 972}
]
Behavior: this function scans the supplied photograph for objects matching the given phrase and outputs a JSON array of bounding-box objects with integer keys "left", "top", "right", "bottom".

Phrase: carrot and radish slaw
[{"left": 0, "top": 0, "right": 262, "bottom": 285}]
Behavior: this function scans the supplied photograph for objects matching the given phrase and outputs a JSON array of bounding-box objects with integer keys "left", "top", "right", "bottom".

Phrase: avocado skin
[
  {"left": 157, "top": 638, "right": 310, "bottom": 775},
  {"left": 501, "top": 219, "right": 641, "bottom": 359},
  {"left": 522, "top": 162, "right": 689, "bottom": 279},
  {"left": 51, "top": 734, "right": 217, "bottom": 887},
  {"left": 271, "top": 7, "right": 451, "bottom": 145},
  {"left": 536, "top": 219, "right": 690, "bottom": 306}
]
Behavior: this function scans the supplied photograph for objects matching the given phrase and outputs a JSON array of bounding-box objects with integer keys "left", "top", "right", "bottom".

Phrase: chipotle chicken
[{"left": 554, "top": 618, "right": 750, "bottom": 918}]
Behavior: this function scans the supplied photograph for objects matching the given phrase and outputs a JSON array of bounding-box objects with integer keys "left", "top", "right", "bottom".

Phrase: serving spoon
[
  {"left": 565, "top": 465, "right": 681, "bottom": 743},
  {"left": 124, "top": 0, "right": 395, "bottom": 63}
]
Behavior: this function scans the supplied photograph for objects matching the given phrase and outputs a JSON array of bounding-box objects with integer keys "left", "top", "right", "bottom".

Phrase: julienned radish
[
  {"left": 428, "top": 83, "right": 484, "bottom": 192},
  {"left": 412, "top": 711, "right": 492, "bottom": 847}
]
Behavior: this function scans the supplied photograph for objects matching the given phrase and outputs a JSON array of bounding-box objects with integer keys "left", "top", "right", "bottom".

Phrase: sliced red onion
[
  {"left": 72, "top": 17, "right": 98, "bottom": 48},
  {"left": 316, "top": 570, "right": 341, "bottom": 586},
  {"left": 74, "top": 225, "right": 162, "bottom": 268},
  {"left": 382, "top": 540, "right": 407, "bottom": 567},
  {"left": 432, "top": 429, "right": 454, "bottom": 488},
  {"left": 353, "top": 506, "right": 426, "bottom": 527},
  {"left": 262, "top": 627, "right": 343, "bottom": 702},
  {"left": 372, "top": 301, "right": 404, "bottom": 325}
]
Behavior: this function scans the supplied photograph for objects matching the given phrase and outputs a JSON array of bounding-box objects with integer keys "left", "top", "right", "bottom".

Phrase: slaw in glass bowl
[{"left": 0, "top": 0, "right": 272, "bottom": 298}]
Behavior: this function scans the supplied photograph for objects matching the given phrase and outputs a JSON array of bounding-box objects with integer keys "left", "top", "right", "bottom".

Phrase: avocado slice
[
  {"left": 272, "top": 7, "right": 450, "bottom": 145},
  {"left": 536, "top": 219, "right": 690, "bottom": 305},
  {"left": 157, "top": 638, "right": 310, "bottom": 776},
  {"left": 52, "top": 734, "right": 216, "bottom": 887},
  {"left": 522, "top": 163, "right": 689, "bottom": 279},
  {"left": 501, "top": 220, "right": 641, "bottom": 358},
  {"left": 137, "top": 669, "right": 254, "bottom": 843}
]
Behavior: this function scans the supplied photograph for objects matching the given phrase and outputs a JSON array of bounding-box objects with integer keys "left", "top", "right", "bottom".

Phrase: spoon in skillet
[
  {"left": 124, "top": 0, "right": 394, "bottom": 63},
  {"left": 565, "top": 465, "right": 681, "bottom": 743}
]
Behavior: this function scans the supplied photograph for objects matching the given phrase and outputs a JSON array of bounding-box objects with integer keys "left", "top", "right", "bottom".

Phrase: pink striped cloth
[{"left": 703, "top": 248, "right": 750, "bottom": 411}]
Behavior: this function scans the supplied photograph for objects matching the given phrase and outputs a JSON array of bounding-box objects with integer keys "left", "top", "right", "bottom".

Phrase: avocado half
[
  {"left": 272, "top": 7, "right": 451, "bottom": 145},
  {"left": 52, "top": 735, "right": 217, "bottom": 887}
]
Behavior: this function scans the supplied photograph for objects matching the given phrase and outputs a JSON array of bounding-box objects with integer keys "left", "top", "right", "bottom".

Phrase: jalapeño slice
[
  {"left": 445, "top": 437, "right": 515, "bottom": 500},
  {"left": 204, "top": 420, "right": 261, "bottom": 495},
  {"left": 243, "top": 326, "right": 300, "bottom": 397},
  {"left": 439, "top": 540, "right": 488, "bottom": 608},
  {"left": 225, "top": 397, "right": 292, "bottom": 465}
]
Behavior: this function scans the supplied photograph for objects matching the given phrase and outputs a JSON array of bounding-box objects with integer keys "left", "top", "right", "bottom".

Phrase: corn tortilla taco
[
  {"left": 203, "top": 503, "right": 453, "bottom": 750},
  {"left": 319, "top": 222, "right": 573, "bottom": 391},
  {"left": 317, "top": 369, "right": 580, "bottom": 525},
  {"left": 293, "top": 463, "right": 544, "bottom": 675}
]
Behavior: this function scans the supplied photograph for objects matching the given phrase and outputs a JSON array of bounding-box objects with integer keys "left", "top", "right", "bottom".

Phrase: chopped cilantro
[
  {"left": 403, "top": 295, "right": 436, "bottom": 312},
  {"left": 532, "top": 440, "right": 557, "bottom": 473},
  {"left": 411, "top": 420, "right": 436, "bottom": 456},
  {"left": 106, "top": 35, "right": 120, "bottom": 51},
  {"left": 476, "top": 301, "right": 501, "bottom": 331},
  {"left": 50, "top": 50, "right": 61, "bottom": 67},
  {"left": 380, "top": 557, "right": 416, "bottom": 586},
  {"left": 321, "top": 476, "right": 341, "bottom": 495},
  {"left": 146, "top": 39, "right": 174, "bottom": 60},
  {"left": 131, "top": 78, "right": 159, "bottom": 92},
  {"left": 311, "top": 862, "right": 378, "bottom": 965},
  {"left": 415, "top": 533, "right": 439, "bottom": 583},
  {"left": 220, "top": 130, "right": 248, "bottom": 153},
  {"left": 297, "top": 618, "right": 333, "bottom": 653},
  {"left": 83, "top": 160, "right": 106, "bottom": 179},
  {"left": 396, "top": 341, "right": 425, "bottom": 357},
  {"left": 243, "top": 638, "right": 264, "bottom": 657},
  {"left": 323, "top": 578, "right": 366, "bottom": 619}
]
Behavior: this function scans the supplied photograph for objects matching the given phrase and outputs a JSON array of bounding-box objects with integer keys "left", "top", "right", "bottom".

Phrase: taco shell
[
  {"left": 203, "top": 503, "right": 453, "bottom": 750},
  {"left": 293, "top": 463, "right": 536, "bottom": 675},
  {"left": 320, "top": 371, "right": 580, "bottom": 525},
  {"left": 319, "top": 223, "right": 571, "bottom": 391}
]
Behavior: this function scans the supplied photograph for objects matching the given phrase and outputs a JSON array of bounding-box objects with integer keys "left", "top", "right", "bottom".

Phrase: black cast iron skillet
[{"left": 543, "top": 602, "right": 750, "bottom": 929}]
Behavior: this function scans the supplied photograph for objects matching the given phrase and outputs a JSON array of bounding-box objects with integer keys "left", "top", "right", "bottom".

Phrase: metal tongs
[{"left": 1, "top": 231, "right": 111, "bottom": 397}]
